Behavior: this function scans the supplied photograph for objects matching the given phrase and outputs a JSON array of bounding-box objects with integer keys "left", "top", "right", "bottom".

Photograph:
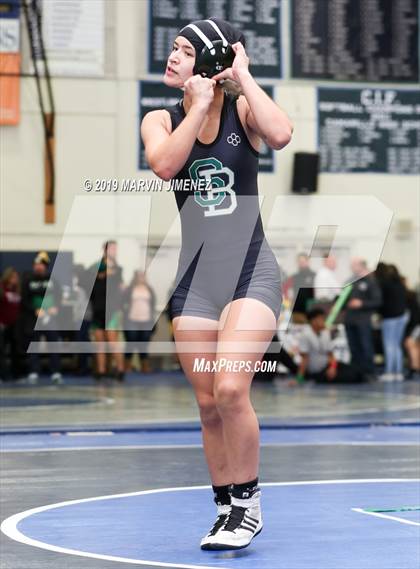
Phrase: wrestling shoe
[
  {"left": 51, "top": 372, "right": 63, "bottom": 384},
  {"left": 200, "top": 504, "right": 231, "bottom": 550},
  {"left": 27, "top": 372, "right": 39, "bottom": 385},
  {"left": 206, "top": 491, "right": 263, "bottom": 550}
]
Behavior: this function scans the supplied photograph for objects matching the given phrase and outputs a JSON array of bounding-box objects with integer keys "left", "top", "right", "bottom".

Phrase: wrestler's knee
[
  {"left": 214, "top": 379, "right": 247, "bottom": 414},
  {"left": 196, "top": 393, "right": 221, "bottom": 428}
]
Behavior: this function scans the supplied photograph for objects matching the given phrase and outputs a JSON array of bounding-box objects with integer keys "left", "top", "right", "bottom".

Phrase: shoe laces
[
  {"left": 208, "top": 513, "right": 229, "bottom": 536},
  {"left": 223, "top": 505, "right": 247, "bottom": 533}
]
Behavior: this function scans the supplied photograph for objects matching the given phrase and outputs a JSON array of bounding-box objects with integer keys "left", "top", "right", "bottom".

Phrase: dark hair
[
  {"left": 375, "top": 262, "right": 389, "bottom": 281},
  {"left": 387, "top": 264, "right": 401, "bottom": 281},
  {"left": 376, "top": 262, "right": 402, "bottom": 283},
  {"left": 307, "top": 307, "right": 326, "bottom": 321}
]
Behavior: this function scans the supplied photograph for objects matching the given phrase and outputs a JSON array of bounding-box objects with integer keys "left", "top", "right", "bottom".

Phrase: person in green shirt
[{"left": 21, "top": 252, "right": 62, "bottom": 384}]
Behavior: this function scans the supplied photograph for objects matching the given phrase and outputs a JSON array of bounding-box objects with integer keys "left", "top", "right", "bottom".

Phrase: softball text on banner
[{"left": 318, "top": 87, "right": 420, "bottom": 175}]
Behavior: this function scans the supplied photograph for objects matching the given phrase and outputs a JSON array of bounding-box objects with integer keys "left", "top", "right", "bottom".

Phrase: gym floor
[{"left": 1, "top": 373, "right": 419, "bottom": 569}]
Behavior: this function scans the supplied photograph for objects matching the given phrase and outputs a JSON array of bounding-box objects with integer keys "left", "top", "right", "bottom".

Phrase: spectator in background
[
  {"left": 72, "top": 265, "right": 92, "bottom": 376},
  {"left": 296, "top": 308, "right": 363, "bottom": 383},
  {"left": 89, "top": 241, "right": 125, "bottom": 381},
  {"left": 375, "top": 263, "right": 408, "bottom": 381},
  {"left": 0, "top": 267, "right": 22, "bottom": 381},
  {"left": 314, "top": 254, "right": 342, "bottom": 301},
  {"left": 21, "top": 252, "right": 63, "bottom": 384},
  {"left": 284, "top": 253, "right": 315, "bottom": 320},
  {"left": 402, "top": 277, "right": 420, "bottom": 379},
  {"left": 344, "top": 257, "right": 382, "bottom": 380},
  {"left": 123, "top": 270, "right": 156, "bottom": 373}
]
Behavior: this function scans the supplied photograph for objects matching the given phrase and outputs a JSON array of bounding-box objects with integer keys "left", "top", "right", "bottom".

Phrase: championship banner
[
  {"left": 0, "top": 0, "right": 20, "bottom": 125},
  {"left": 149, "top": 0, "right": 283, "bottom": 79},
  {"left": 291, "top": 0, "right": 419, "bottom": 82},
  {"left": 318, "top": 87, "right": 420, "bottom": 175},
  {"left": 36, "top": 0, "right": 104, "bottom": 77}
]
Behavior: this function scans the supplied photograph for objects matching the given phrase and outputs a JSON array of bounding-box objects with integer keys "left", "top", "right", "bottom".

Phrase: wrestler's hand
[
  {"left": 184, "top": 75, "right": 216, "bottom": 110},
  {"left": 212, "top": 42, "right": 250, "bottom": 83}
]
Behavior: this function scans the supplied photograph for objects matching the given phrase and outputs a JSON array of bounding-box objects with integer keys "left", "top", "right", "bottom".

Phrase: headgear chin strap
[{"left": 179, "top": 19, "right": 238, "bottom": 78}]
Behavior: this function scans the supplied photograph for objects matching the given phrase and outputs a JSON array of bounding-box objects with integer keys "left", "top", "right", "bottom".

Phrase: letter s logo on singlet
[{"left": 189, "top": 158, "right": 237, "bottom": 217}]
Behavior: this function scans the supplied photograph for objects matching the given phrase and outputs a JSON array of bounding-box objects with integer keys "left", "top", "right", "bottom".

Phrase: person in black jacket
[
  {"left": 376, "top": 263, "right": 408, "bottom": 381},
  {"left": 21, "top": 252, "right": 62, "bottom": 384},
  {"left": 344, "top": 258, "right": 382, "bottom": 379}
]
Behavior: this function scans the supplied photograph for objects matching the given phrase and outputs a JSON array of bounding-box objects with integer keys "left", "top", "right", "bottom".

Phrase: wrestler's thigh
[
  {"left": 173, "top": 315, "right": 219, "bottom": 399},
  {"left": 215, "top": 298, "right": 277, "bottom": 389}
]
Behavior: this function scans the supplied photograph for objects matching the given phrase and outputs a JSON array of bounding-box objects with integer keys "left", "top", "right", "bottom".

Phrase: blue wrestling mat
[{"left": 2, "top": 480, "right": 419, "bottom": 569}]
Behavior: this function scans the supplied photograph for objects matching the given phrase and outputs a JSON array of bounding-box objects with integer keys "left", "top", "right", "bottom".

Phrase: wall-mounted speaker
[{"left": 291, "top": 152, "right": 319, "bottom": 194}]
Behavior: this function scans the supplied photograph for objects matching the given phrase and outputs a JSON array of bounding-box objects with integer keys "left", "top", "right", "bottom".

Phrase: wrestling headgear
[{"left": 178, "top": 18, "right": 245, "bottom": 78}]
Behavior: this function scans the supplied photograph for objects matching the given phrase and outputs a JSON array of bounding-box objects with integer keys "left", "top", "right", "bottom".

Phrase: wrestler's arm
[
  {"left": 213, "top": 42, "right": 293, "bottom": 150},
  {"left": 241, "top": 78, "right": 293, "bottom": 150},
  {"left": 140, "top": 77, "right": 215, "bottom": 181}
]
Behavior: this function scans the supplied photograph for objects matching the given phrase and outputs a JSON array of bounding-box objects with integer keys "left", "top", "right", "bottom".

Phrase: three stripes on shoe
[{"left": 223, "top": 506, "right": 258, "bottom": 533}]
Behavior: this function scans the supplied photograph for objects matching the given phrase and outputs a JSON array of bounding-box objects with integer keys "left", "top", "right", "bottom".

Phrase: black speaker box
[{"left": 292, "top": 152, "right": 319, "bottom": 194}]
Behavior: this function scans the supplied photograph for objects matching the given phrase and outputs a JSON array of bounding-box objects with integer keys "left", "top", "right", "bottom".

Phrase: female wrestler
[{"left": 141, "top": 18, "right": 293, "bottom": 550}]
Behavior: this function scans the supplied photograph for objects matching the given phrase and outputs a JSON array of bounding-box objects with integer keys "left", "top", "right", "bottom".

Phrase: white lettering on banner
[
  {"left": 0, "top": 20, "right": 19, "bottom": 53},
  {"left": 361, "top": 90, "right": 398, "bottom": 107}
]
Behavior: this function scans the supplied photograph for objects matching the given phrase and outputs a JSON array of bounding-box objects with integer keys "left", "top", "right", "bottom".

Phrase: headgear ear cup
[
  {"left": 179, "top": 19, "right": 236, "bottom": 78},
  {"left": 194, "top": 40, "right": 235, "bottom": 78}
]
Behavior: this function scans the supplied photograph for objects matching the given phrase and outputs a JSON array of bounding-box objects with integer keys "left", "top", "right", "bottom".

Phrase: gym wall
[{"left": 1, "top": 0, "right": 418, "bottom": 286}]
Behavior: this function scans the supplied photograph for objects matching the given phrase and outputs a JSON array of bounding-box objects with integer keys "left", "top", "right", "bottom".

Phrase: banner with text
[
  {"left": 318, "top": 87, "right": 420, "bottom": 174},
  {"left": 0, "top": 0, "right": 20, "bottom": 125}
]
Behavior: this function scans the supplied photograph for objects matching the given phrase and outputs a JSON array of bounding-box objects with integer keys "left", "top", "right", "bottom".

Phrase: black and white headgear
[{"left": 177, "top": 17, "right": 245, "bottom": 78}]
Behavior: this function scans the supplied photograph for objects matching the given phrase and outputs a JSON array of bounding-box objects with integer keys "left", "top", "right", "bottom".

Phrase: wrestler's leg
[
  {"left": 214, "top": 297, "right": 277, "bottom": 483},
  {"left": 172, "top": 316, "right": 232, "bottom": 485}
]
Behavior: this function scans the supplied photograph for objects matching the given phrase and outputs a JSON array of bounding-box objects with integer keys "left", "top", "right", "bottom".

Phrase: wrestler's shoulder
[{"left": 141, "top": 108, "right": 172, "bottom": 132}]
